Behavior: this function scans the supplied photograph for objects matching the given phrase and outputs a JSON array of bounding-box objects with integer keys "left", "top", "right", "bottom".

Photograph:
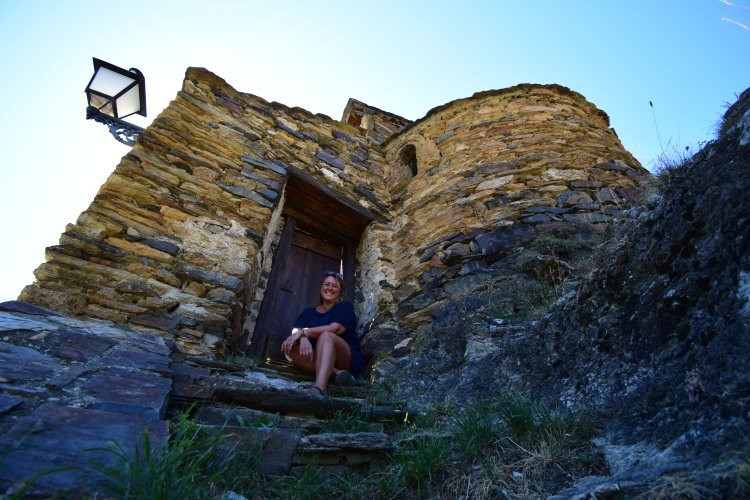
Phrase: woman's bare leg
[
  {"left": 314, "top": 331, "right": 352, "bottom": 393},
  {"left": 287, "top": 343, "right": 315, "bottom": 373}
]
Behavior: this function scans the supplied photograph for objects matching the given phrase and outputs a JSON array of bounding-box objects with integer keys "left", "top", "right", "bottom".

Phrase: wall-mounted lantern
[{"left": 85, "top": 58, "right": 146, "bottom": 146}]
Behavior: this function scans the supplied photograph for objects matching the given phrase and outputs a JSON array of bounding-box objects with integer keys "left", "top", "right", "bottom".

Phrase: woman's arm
[
  {"left": 293, "top": 322, "right": 346, "bottom": 339},
  {"left": 281, "top": 322, "right": 346, "bottom": 356}
]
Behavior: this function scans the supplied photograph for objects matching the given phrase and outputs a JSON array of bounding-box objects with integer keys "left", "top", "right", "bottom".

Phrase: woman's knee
[{"left": 318, "top": 330, "right": 336, "bottom": 344}]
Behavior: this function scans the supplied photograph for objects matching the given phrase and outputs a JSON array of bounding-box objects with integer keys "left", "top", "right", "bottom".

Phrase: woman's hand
[
  {"left": 281, "top": 331, "right": 301, "bottom": 354},
  {"left": 299, "top": 336, "right": 313, "bottom": 362}
]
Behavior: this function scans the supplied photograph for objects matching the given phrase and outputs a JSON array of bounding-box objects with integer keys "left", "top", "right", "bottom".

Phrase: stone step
[
  {"left": 213, "top": 386, "right": 408, "bottom": 420},
  {"left": 202, "top": 424, "right": 393, "bottom": 476},
  {"left": 170, "top": 361, "right": 407, "bottom": 421},
  {"left": 183, "top": 358, "right": 373, "bottom": 399},
  {"left": 292, "top": 431, "right": 393, "bottom": 475},
  {"left": 194, "top": 404, "right": 385, "bottom": 434}
]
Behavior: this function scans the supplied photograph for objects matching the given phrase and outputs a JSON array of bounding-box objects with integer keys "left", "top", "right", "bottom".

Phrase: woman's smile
[{"left": 321, "top": 277, "right": 340, "bottom": 302}]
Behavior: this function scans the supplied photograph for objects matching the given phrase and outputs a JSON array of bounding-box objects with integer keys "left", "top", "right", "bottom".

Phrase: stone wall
[
  {"left": 363, "top": 85, "right": 651, "bottom": 351},
  {"left": 20, "top": 68, "right": 390, "bottom": 358},
  {"left": 341, "top": 99, "right": 411, "bottom": 146},
  {"left": 19, "top": 69, "right": 649, "bottom": 365}
]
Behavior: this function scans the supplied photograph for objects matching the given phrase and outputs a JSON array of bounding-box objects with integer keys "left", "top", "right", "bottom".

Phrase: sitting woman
[{"left": 281, "top": 271, "right": 363, "bottom": 396}]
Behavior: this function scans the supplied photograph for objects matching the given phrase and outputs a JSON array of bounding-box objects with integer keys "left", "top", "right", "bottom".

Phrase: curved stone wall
[{"left": 373, "top": 84, "right": 650, "bottom": 334}]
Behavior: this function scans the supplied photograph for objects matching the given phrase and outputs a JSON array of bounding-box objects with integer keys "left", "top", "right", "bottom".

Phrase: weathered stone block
[
  {"left": 115, "top": 281, "right": 159, "bottom": 297},
  {"left": 315, "top": 150, "right": 345, "bottom": 170},
  {"left": 142, "top": 238, "right": 180, "bottom": 256},
  {"left": 0, "top": 404, "right": 168, "bottom": 492},
  {"left": 0, "top": 394, "right": 24, "bottom": 415},
  {"left": 129, "top": 315, "right": 180, "bottom": 331},
  {"left": 216, "top": 183, "right": 274, "bottom": 208},
  {"left": 556, "top": 190, "right": 594, "bottom": 207},
  {"left": 84, "top": 367, "right": 171, "bottom": 418},
  {"left": 52, "top": 331, "right": 115, "bottom": 362},
  {"left": 241, "top": 154, "right": 288, "bottom": 177},
  {"left": 222, "top": 426, "right": 301, "bottom": 475},
  {"left": 0, "top": 341, "right": 63, "bottom": 383},
  {"left": 475, "top": 224, "right": 536, "bottom": 259},
  {"left": 173, "top": 262, "right": 244, "bottom": 292}
]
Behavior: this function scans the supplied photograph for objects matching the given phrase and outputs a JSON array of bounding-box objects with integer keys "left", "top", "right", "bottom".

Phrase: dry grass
[{"left": 637, "top": 473, "right": 719, "bottom": 500}]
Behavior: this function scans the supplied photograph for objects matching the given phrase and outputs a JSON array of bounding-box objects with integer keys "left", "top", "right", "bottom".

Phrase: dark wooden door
[{"left": 258, "top": 226, "right": 342, "bottom": 360}]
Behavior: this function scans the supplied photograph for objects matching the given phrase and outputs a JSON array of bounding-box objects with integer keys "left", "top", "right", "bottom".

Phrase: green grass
[
  {"left": 318, "top": 407, "right": 373, "bottom": 434},
  {"left": 394, "top": 436, "right": 452, "bottom": 491},
  {"left": 485, "top": 276, "right": 559, "bottom": 320},
  {"left": 365, "top": 379, "right": 396, "bottom": 406},
  {"left": 236, "top": 412, "right": 281, "bottom": 428},
  {"left": 267, "top": 462, "right": 333, "bottom": 500},
  {"left": 450, "top": 404, "right": 499, "bottom": 461},
  {"left": 24, "top": 393, "right": 605, "bottom": 499},
  {"left": 83, "top": 411, "right": 226, "bottom": 499}
]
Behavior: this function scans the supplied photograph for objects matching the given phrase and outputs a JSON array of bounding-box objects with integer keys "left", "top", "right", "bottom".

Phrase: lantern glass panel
[
  {"left": 88, "top": 67, "right": 135, "bottom": 97},
  {"left": 115, "top": 84, "right": 142, "bottom": 118},
  {"left": 87, "top": 93, "right": 109, "bottom": 109},
  {"left": 88, "top": 93, "right": 114, "bottom": 116}
]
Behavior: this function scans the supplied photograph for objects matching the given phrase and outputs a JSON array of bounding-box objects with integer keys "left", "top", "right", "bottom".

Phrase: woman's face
[{"left": 320, "top": 276, "right": 341, "bottom": 303}]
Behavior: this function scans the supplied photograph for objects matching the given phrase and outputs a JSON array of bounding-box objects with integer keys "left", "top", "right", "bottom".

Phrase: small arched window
[{"left": 399, "top": 144, "right": 418, "bottom": 177}]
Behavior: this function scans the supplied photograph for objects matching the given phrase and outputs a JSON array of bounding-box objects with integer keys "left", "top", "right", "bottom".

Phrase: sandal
[
  {"left": 334, "top": 369, "right": 356, "bottom": 387},
  {"left": 305, "top": 386, "right": 326, "bottom": 397}
]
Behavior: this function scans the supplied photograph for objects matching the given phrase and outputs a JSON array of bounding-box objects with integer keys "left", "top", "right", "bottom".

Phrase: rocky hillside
[{"left": 374, "top": 88, "right": 750, "bottom": 496}]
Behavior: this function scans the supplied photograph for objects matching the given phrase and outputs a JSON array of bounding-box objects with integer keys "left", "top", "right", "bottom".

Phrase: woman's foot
[{"left": 305, "top": 385, "right": 326, "bottom": 397}]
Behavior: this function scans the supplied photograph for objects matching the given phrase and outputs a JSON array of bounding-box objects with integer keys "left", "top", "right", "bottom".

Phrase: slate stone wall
[
  {"left": 19, "top": 69, "right": 648, "bottom": 363},
  {"left": 20, "top": 68, "right": 390, "bottom": 357},
  {"left": 365, "top": 85, "right": 651, "bottom": 346},
  {"left": 341, "top": 98, "right": 412, "bottom": 145}
]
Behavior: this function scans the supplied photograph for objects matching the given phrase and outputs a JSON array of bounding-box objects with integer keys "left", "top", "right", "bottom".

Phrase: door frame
[{"left": 247, "top": 173, "right": 373, "bottom": 357}]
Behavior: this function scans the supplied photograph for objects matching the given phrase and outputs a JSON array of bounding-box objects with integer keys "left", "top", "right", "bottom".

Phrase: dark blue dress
[{"left": 293, "top": 300, "right": 364, "bottom": 377}]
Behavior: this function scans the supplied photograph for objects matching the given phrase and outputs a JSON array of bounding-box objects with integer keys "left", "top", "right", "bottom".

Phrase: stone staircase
[
  {"left": 168, "top": 357, "right": 411, "bottom": 477},
  {"left": 0, "top": 302, "right": 412, "bottom": 495}
]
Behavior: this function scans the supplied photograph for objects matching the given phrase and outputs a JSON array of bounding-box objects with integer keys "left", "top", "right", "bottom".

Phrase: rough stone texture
[
  {"left": 362, "top": 84, "right": 650, "bottom": 355},
  {"left": 374, "top": 88, "right": 750, "bottom": 496},
  {"left": 0, "top": 304, "right": 403, "bottom": 496},
  {"left": 0, "top": 306, "right": 173, "bottom": 494},
  {"left": 20, "top": 68, "right": 390, "bottom": 357},
  {"left": 340, "top": 98, "right": 411, "bottom": 145},
  {"left": 204, "top": 425, "right": 302, "bottom": 476},
  {"left": 18, "top": 69, "right": 647, "bottom": 368},
  {"left": 1, "top": 403, "right": 168, "bottom": 492}
]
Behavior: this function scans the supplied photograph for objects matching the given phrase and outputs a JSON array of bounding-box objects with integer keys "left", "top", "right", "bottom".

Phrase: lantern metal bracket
[{"left": 86, "top": 106, "right": 144, "bottom": 146}]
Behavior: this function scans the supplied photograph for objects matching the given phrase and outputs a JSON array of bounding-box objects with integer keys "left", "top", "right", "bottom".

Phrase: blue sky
[{"left": 0, "top": 0, "right": 748, "bottom": 301}]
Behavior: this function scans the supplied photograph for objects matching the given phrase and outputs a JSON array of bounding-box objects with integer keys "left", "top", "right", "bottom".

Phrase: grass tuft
[
  {"left": 83, "top": 411, "right": 225, "bottom": 499},
  {"left": 235, "top": 412, "right": 280, "bottom": 428},
  {"left": 651, "top": 143, "right": 694, "bottom": 191},
  {"left": 394, "top": 436, "right": 451, "bottom": 490},
  {"left": 267, "top": 462, "right": 332, "bottom": 500},
  {"left": 319, "top": 407, "right": 372, "bottom": 434},
  {"left": 450, "top": 403, "right": 498, "bottom": 460}
]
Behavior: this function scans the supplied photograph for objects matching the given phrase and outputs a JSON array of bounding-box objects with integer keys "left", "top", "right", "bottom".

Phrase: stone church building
[{"left": 19, "top": 67, "right": 649, "bottom": 365}]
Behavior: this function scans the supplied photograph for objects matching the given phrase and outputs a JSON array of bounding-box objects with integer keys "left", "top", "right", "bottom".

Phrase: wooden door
[{"left": 252, "top": 219, "right": 343, "bottom": 360}]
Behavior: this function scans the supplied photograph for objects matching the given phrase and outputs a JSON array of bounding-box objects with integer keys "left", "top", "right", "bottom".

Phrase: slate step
[
  {"left": 292, "top": 431, "right": 393, "bottom": 475},
  {"left": 201, "top": 424, "right": 393, "bottom": 476},
  {"left": 170, "top": 360, "right": 408, "bottom": 422},
  {"left": 195, "top": 405, "right": 385, "bottom": 434},
  {"left": 214, "top": 386, "right": 408, "bottom": 420},
  {"left": 182, "top": 358, "right": 372, "bottom": 399}
]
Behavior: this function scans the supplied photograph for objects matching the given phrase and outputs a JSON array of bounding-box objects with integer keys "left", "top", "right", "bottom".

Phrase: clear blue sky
[{"left": 0, "top": 0, "right": 748, "bottom": 301}]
